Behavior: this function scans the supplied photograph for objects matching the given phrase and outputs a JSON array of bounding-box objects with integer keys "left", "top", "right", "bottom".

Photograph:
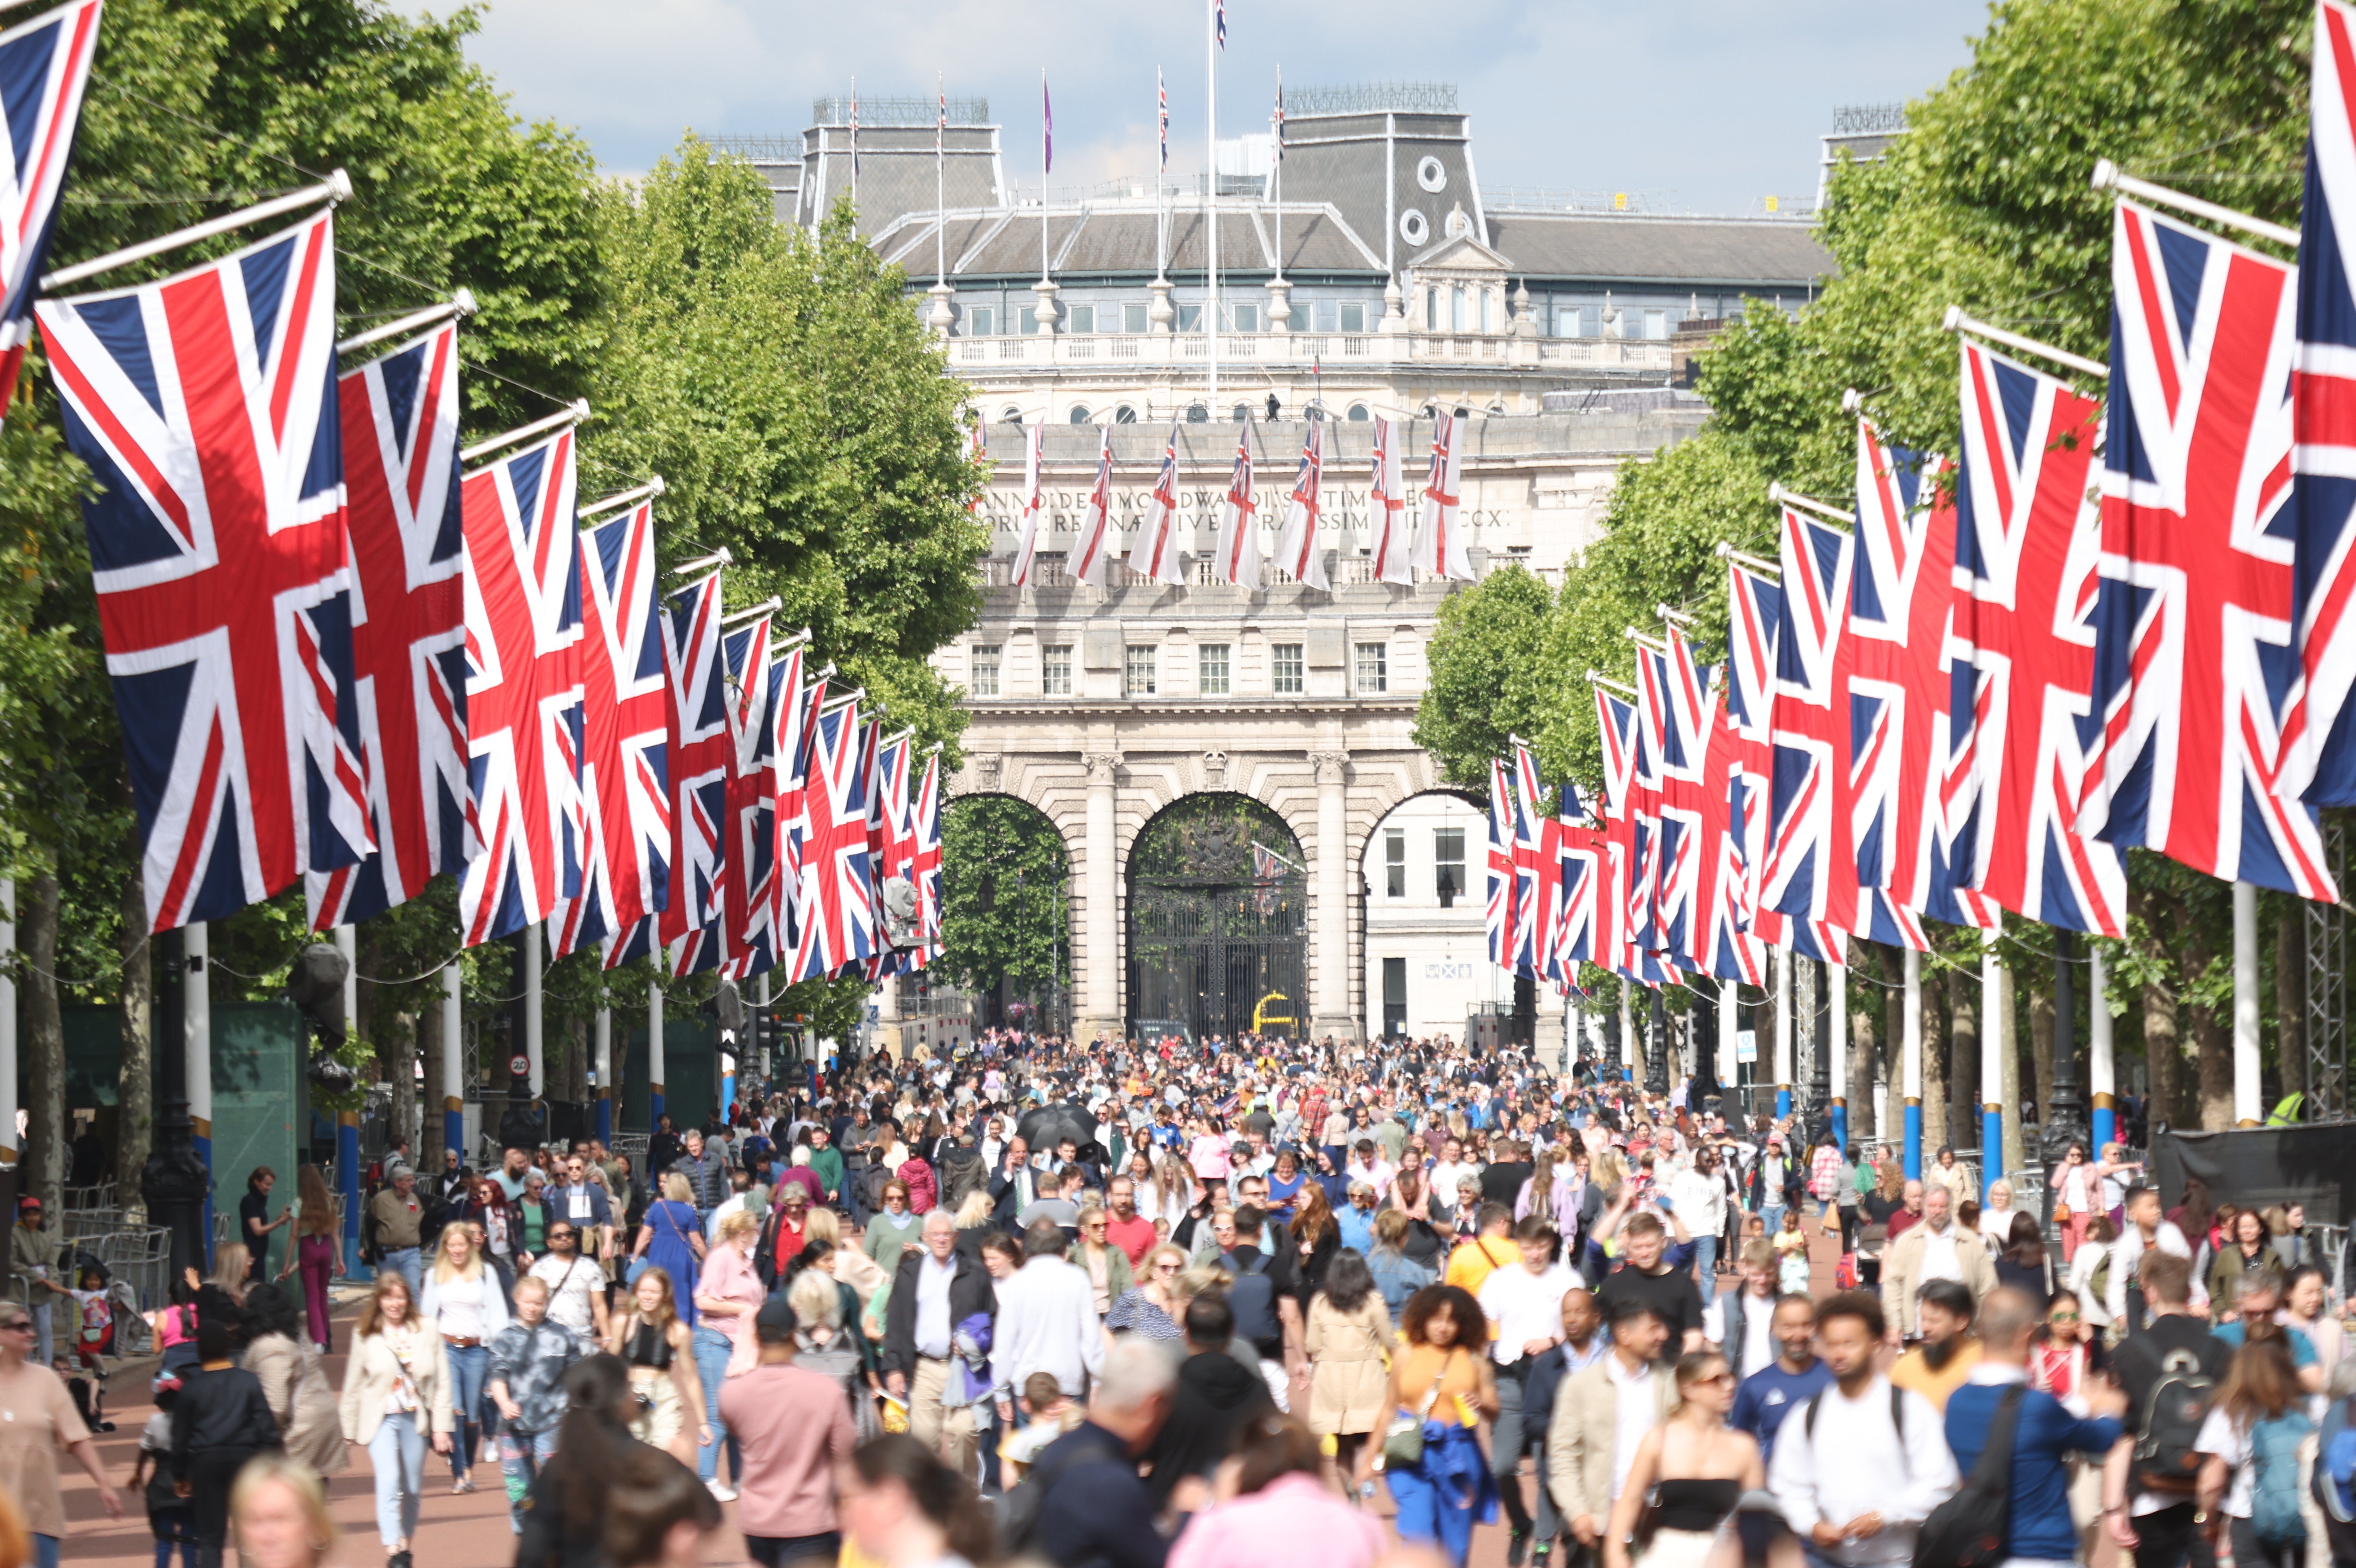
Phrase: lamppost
[
  {"left": 141, "top": 929, "right": 209, "bottom": 1283},
  {"left": 2044, "top": 930, "right": 2091, "bottom": 1169},
  {"left": 1645, "top": 988, "right": 1670, "bottom": 1094}
]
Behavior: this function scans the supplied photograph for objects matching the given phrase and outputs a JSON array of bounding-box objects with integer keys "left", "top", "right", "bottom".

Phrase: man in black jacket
[
  {"left": 1032, "top": 1336, "right": 1181, "bottom": 1568},
  {"left": 171, "top": 1316, "right": 282, "bottom": 1568},
  {"left": 883, "top": 1209, "right": 997, "bottom": 1478},
  {"left": 990, "top": 1135, "right": 1046, "bottom": 1233}
]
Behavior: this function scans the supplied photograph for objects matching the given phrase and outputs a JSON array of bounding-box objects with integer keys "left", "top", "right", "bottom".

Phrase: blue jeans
[
  {"left": 694, "top": 1326, "right": 735, "bottom": 1483},
  {"left": 366, "top": 1411, "right": 426, "bottom": 1545},
  {"left": 380, "top": 1246, "right": 423, "bottom": 1299},
  {"left": 1689, "top": 1233, "right": 1719, "bottom": 1306},
  {"left": 497, "top": 1426, "right": 559, "bottom": 1532},
  {"left": 1760, "top": 1202, "right": 1786, "bottom": 1241},
  {"left": 444, "top": 1342, "right": 488, "bottom": 1477},
  {"left": 32, "top": 1533, "right": 58, "bottom": 1568}
]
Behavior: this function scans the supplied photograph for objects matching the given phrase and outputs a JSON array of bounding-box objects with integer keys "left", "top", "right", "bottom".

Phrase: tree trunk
[
  {"left": 2145, "top": 976, "right": 2184, "bottom": 1134},
  {"left": 1923, "top": 970, "right": 1950, "bottom": 1156},
  {"left": 420, "top": 989, "right": 445, "bottom": 1171},
  {"left": 115, "top": 867, "right": 152, "bottom": 1222},
  {"left": 1951, "top": 975, "right": 1980, "bottom": 1156},
  {"left": 21, "top": 872, "right": 63, "bottom": 1215},
  {"left": 2277, "top": 903, "right": 2308, "bottom": 1102},
  {"left": 387, "top": 1010, "right": 417, "bottom": 1159},
  {"left": 2182, "top": 919, "right": 2234, "bottom": 1130},
  {"left": 2029, "top": 971, "right": 2055, "bottom": 1134}
]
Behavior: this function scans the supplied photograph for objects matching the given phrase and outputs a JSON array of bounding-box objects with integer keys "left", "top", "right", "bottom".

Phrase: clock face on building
[{"left": 509, "top": 1054, "right": 530, "bottom": 1078}]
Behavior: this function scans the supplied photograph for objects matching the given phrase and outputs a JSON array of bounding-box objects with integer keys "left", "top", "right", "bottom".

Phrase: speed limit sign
[{"left": 508, "top": 1054, "right": 530, "bottom": 1078}]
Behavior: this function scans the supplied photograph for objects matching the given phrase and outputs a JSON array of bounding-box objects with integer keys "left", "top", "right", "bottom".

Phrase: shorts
[{"left": 629, "top": 1369, "right": 684, "bottom": 1447}]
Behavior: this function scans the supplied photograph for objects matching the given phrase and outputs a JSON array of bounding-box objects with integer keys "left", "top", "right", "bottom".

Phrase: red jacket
[{"left": 898, "top": 1157, "right": 938, "bottom": 1213}]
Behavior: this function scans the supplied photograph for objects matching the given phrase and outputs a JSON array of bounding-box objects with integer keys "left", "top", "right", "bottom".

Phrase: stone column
[
  {"left": 1311, "top": 751, "right": 1355, "bottom": 1041},
  {"left": 1083, "top": 751, "right": 1122, "bottom": 1043}
]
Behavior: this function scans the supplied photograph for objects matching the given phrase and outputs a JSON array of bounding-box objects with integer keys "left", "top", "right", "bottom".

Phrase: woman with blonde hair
[
  {"left": 630, "top": 1174, "right": 706, "bottom": 1324},
  {"left": 1150, "top": 1154, "right": 1198, "bottom": 1233},
  {"left": 421, "top": 1221, "right": 507, "bottom": 1493},
  {"left": 229, "top": 1453, "right": 338, "bottom": 1568},
  {"left": 275, "top": 1165, "right": 342, "bottom": 1351},
  {"left": 604, "top": 1267, "right": 708, "bottom": 1467},
  {"left": 807, "top": 1206, "right": 886, "bottom": 1300},
  {"left": 338, "top": 1272, "right": 453, "bottom": 1568},
  {"left": 1604, "top": 1350, "right": 1762, "bottom": 1568},
  {"left": 1106, "top": 1243, "right": 1188, "bottom": 1343}
]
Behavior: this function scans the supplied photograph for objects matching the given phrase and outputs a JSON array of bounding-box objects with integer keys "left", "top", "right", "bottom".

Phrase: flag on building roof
[
  {"left": 1411, "top": 409, "right": 1474, "bottom": 581},
  {"left": 1131, "top": 420, "right": 1187, "bottom": 585},
  {"left": 1215, "top": 427, "right": 1261, "bottom": 587},
  {"left": 1274, "top": 419, "right": 1331, "bottom": 589}
]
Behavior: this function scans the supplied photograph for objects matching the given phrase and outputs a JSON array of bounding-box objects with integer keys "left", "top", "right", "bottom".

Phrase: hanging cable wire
[
  {"left": 90, "top": 80, "right": 326, "bottom": 181},
  {"left": 354, "top": 953, "right": 461, "bottom": 986}
]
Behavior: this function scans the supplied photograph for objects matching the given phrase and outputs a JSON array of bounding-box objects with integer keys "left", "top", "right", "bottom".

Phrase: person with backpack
[
  {"left": 2102, "top": 1249, "right": 2232, "bottom": 1568},
  {"left": 2194, "top": 1326, "right": 2314, "bottom": 1568},
  {"left": 1217, "top": 1204, "right": 1304, "bottom": 1410},
  {"left": 1942, "top": 1286, "right": 2127, "bottom": 1567}
]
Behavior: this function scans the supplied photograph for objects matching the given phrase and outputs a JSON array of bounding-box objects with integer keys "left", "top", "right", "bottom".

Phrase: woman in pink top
[
  {"left": 1188, "top": 1117, "right": 1234, "bottom": 1193},
  {"left": 1169, "top": 1413, "right": 1384, "bottom": 1568},
  {"left": 690, "top": 1208, "right": 764, "bottom": 1499}
]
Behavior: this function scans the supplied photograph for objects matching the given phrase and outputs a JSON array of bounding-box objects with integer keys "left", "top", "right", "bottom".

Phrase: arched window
[
  {"left": 1186, "top": 403, "right": 1209, "bottom": 424},
  {"left": 1114, "top": 405, "right": 1138, "bottom": 423},
  {"left": 1347, "top": 403, "right": 1371, "bottom": 422},
  {"left": 1069, "top": 406, "right": 1092, "bottom": 424},
  {"left": 1002, "top": 407, "right": 1023, "bottom": 425},
  {"left": 1231, "top": 403, "right": 1252, "bottom": 423}
]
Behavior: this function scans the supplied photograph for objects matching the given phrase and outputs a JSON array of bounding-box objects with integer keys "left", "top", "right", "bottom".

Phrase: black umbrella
[{"left": 1018, "top": 1102, "right": 1098, "bottom": 1154}]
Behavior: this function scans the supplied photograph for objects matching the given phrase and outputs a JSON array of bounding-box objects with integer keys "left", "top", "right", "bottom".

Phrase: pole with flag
[
  {"left": 849, "top": 77, "right": 859, "bottom": 214},
  {"left": 936, "top": 73, "right": 946, "bottom": 292},
  {"left": 1273, "top": 68, "right": 1284, "bottom": 294},
  {"left": 1041, "top": 71, "right": 1052, "bottom": 307},
  {"left": 1206, "top": 0, "right": 1219, "bottom": 414},
  {"left": 1156, "top": 68, "right": 1169, "bottom": 284}
]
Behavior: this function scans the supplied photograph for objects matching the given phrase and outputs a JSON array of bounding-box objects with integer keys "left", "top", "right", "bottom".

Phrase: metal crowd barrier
[{"left": 89, "top": 1226, "right": 170, "bottom": 1314}]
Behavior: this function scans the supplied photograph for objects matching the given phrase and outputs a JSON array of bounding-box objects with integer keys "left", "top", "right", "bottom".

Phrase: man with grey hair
[
  {"left": 882, "top": 1208, "right": 996, "bottom": 1478},
  {"left": 1029, "top": 1337, "right": 1180, "bottom": 1568}
]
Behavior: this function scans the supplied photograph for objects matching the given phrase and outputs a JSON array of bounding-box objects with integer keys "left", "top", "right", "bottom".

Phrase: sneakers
[
  {"left": 1508, "top": 1527, "right": 1532, "bottom": 1567},
  {"left": 706, "top": 1480, "right": 738, "bottom": 1502},
  {"left": 387, "top": 1553, "right": 412, "bottom": 1568},
  {"left": 451, "top": 1474, "right": 474, "bottom": 1495}
]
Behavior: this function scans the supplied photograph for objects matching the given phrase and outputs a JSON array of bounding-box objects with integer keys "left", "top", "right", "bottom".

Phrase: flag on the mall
[
  {"left": 456, "top": 425, "right": 586, "bottom": 946},
  {"left": 1072, "top": 423, "right": 1116, "bottom": 587},
  {"left": 656, "top": 570, "right": 729, "bottom": 956},
  {"left": 1486, "top": 755, "right": 1519, "bottom": 970},
  {"left": 2083, "top": 198, "right": 2337, "bottom": 899},
  {"left": 0, "top": 0, "right": 101, "bottom": 426},
  {"left": 1948, "top": 340, "right": 2125, "bottom": 936},
  {"left": 716, "top": 614, "right": 787, "bottom": 980},
  {"left": 910, "top": 749, "right": 944, "bottom": 953},
  {"left": 307, "top": 319, "right": 469, "bottom": 931},
  {"left": 1370, "top": 414, "right": 1414, "bottom": 584},
  {"left": 1215, "top": 428, "right": 1261, "bottom": 587},
  {"left": 1274, "top": 420, "right": 1331, "bottom": 589},
  {"left": 1762, "top": 501, "right": 1861, "bottom": 933},
  {"left": 791, "top": 693, "right": 875, "bottom": 980},
  {"left": 1411, "top": 410, "right": 1474, "bottom": 581},
  {"left": 37, "top": 207, "right": 368, "bottom": 933}
]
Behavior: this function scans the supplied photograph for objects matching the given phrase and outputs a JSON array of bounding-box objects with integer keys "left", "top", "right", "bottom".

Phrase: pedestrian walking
[
  {"left": 719, "top": 1296, "right": 860, "bottom": 1566},
  {"left": 337, "top": 1272, "right": 453, "bottom": 1568},
  {"left": 486, "top": 1275, "right": 586, "bottom": 1534}
]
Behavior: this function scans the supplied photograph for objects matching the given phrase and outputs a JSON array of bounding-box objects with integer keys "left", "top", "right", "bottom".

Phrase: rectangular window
[
  {"left": 1018, "top": 306, "right": 1038, "bottom": 334},
  {"left": 1434, "top": 827, "right": 1466, "bottom": 908},
  {"left": 1385, "top": 829, "right": 1406, "bottom": 898},
  {"left": 1451, "top": 286, "right": 1466, "bottom": 332},
  {"left": 1198, "top": 643, "right": 1230, "bottom": 695},
  {"left": 970, "top": 644, "right": 1001, "bottom": 697},
  {"left": 1382, "top": 956, "right": 1407, "bottom": 1038},
  {"left": 1125, "top": 645, "right": 1157, "bottom": 697},
  {"left": 1271, "top": 642, "right": 1304, "bottom": 694},
  {"left": 1646, "top": 309, "right": 1669, "bottom": 340},
  {"left": 1481, "top": 289, "right": 1494, "bottom": 333},
  {"left": 1041, "top": 644, "right": 1073, "bottom": 696},
  {"left": 1233, "top": 303, "right": 1259, "bottom": 333},
  {"left": 1355, "top": 642, "right": 1387, "bottom": 693},
  {"left": 1067, "top": 303, "right": 1095, "bottom": 333},
  {"left": 1425, "top": 289, "right": 1438, "bottom": 331},
  {"left": 1178, "top": 303, "right": 1203, "bottom": 332},
  {"left": 1124, "top": 302, "right": 1149, "bottom": 333},
  {"left": 1340, "top": 302, "right": 1366, "bottom": 333},
  {"left": 1315, "top": 299, "right": 1338, "bottom": 332},
  {"left": 969, "top": 305, "right": 995, "bottom": 337}
]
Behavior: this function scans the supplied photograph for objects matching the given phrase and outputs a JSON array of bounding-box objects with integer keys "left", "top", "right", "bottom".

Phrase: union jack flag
[
  {"left": 1510, "top": 740, "right": 1548, "bottom": 973},
  {"left": 1274, "top": 420, "right": 1331, "bottom": 589},
  {"left": 2084, "top": 199, "right": 2337, "bottom": 899},
  {"left": 1726, "top": 555, "right": 1846, "bottom": 965},
  {"left": 1071, "top": 424, "right": 1115, "bottom": 587},
  {"left": 1158, "top": 69, "right": 1168, "bottom": 173},
  {"left": 1846, "top": 419, "right": 1990, "bottom": 946},
  {"left": 456, "top": 427, "right": 584, "bottom": 945},
  {"left": 39, "top": 209, "right": 369, "bottom": 933},
  {"left": 306, "top": 321, "right": 467, "bottom": 930},
  {"left": 1008, "top": 421, "right": 1045, "bottom": 586},
  {"left": 1630, "top": 642, "right": 1686, "bottom": 959},
  {"left": 552, "top": 497, "right": 670, "bottom": 962},
  {"left": 1701, "top": 688, "right": 1767, "bottom": 983},
  {"left": 1413, "top": 410, "right": 1474, "bottom": 580},
  {"left": 791, "top": 695, "right": 874, "bottom": 980},
  {"left": 1595, "top": 687, "right": 1671, "bottom": 983},
  {"left": 0, "top": 0, "right": 100, "bottom": 426},
  {"left": 1763, "top": 503, "right": 1862, "bottom": 933},
  {"left": 1948, "top": 341, "right": 2125, "bottom": 935},
  {"left": 910, "top": 748, "right": 944, "bottom": 951},
  {"left": 655, "top": 571, "right": 729, "bottom": 954},
  {"left": 713, "top": 615, "right": 784, "bottom": 980},
  {"left": 1215, "top": 429, "right": 1260, "bottom": 587},
  {"left": 2292, "top": 0, "right": 2356, "bottom": 809},
  {"left": 1130, "top": 420, "right": 1187, "bottom": 585},
  {"left": 1486, "top": 755, "right": 1519, "bottom": 970},
  {"left": 1370, "top": 415, "right": 1414, "bottom": 584}
]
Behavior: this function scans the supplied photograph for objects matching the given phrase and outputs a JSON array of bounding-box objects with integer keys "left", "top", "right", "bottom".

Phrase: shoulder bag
[{"left": 1380, "top": 1348, "right": 1456, "bottom": 1471}]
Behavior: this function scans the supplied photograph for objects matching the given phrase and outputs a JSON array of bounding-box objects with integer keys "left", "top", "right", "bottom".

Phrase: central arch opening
[{"left": 1126, "top": 794, "right": 1306, "bottom": 1045}]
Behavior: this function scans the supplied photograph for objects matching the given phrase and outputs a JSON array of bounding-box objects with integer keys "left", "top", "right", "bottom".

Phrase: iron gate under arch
[{"left": 1126, "top": 797, "right": 1307, "bottom": 1044}]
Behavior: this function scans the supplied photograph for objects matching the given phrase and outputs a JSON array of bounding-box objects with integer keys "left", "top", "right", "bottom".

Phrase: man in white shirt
[
  {"left": 1669, "top": 1149, "right": 1730, "bottom": 1305},
  {"left": 1345, "top": 1139, "right": 1397, "bottom": 1202},
  {"left": 1769, "top": 1292, "right": 1959, "bottom": 1567},
  {"left": 1479, "top": 1218, "right": 1581, "bottom": 1556},
  {"left": 1430, "top": 1137, "right": 1481, "bottom": 1209},
  {"left": 1705, "top": 1240, "right": 1784, "bottom": 1379},
  {"left": 990, "top": 1220, "right": 1106, "bottom": 1409},
  {"left": 2107, "top": 1183, "right": 2195, "bottom": 1329}
]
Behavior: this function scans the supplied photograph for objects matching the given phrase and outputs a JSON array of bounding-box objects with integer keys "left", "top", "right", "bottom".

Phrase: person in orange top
[{"left": 1442, "top": 1203, "right": 1521, "bottom": 1298}]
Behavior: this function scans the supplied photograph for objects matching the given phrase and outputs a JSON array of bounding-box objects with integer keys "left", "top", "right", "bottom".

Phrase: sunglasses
[{"left": 2049, "top": 1311, "right": 2081, "bottom": 1323}]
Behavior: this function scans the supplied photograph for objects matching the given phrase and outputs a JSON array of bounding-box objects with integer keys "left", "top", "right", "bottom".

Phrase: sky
[{"left": 450, "top": 0, "right": 1994, "bottom": 216}]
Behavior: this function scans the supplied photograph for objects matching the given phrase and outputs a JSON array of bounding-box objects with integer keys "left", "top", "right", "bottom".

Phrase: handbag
[{"left": 1380, "top": 1349, "right": 1455, "bottom": 1471}]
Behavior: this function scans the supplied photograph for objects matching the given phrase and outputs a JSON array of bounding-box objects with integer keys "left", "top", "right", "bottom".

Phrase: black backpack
[
  {"left": 2130, "top": 1347, "right": 2218, "bottom": 1497},
  {"left": 1915, "top": 1385, "right": 2026, "bottom": 1568},
  {"left": 1222, "top": 1249, "right": 1281, "bottom": 1352}
]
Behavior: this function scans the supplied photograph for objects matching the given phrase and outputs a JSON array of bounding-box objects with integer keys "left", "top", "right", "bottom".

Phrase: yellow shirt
[
  {"left": 1443, "top": 1236, "right": 1521, "bottom": 1298},
  {"left": 1889, "top": 1337, "right": 1984, "bottom": 1412}
]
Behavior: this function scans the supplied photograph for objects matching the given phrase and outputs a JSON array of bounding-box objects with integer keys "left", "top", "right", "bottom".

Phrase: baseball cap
[
  {"left": 16, "top": 1196, "right": 39, "bottom": 1212},
  {"left": 753, "top": 1296, "right": 799, "bottom": 1343}
]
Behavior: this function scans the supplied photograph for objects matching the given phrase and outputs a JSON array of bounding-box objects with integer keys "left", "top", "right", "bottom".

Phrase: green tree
[
  {"left": 936, "top": 798, "right": 1068, "bottom": 1015},
  {"left": 1413, "top": 564, "right": 1557, "bottom": 789}
]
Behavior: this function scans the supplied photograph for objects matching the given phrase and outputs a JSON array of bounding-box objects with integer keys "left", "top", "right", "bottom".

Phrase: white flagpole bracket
[
  {"left": 1585, "top": 670, "right": 1639, "bottom": 697},
  {"left": 460, "top": 400, "right": 590, "bottom": 467},
  {"left": 879, "top": 726, "right": 916, "bottom": 748},
  {"left": 581, "top": 474, "right": 667, "bottom": 519},
  {"left": 671, "top": 549, "right": 732, "bottom": 578},
  {"left": 2091, "top": 158, "right": 2299, "bottom": 249},
  {"left": 1768, "top": 483, "right": 1856, "bottom": 527},
  {"left": 719, "top": 596, "right": 784, "bottom": 627},
  {"left": 1714, "top": 540, "right": 1780, "bottom": 577},
  {"left": 336, "top": 288, "right": 476, "bottom": 357},
  {"left": 772, "top": 627, "right": 815, "bottom": 651},
  {"left": 821, "top": 687, "right": 868, "bottom": 713},
  {"left": 1654, "top": 603, "right": 1695, "bottom": 626},
  {"left": 1942, "top": 306, "right": 2110, "bottom": 381},
  {"left": 44, "top": 170, "right": 354, "bottom": 292},
  {"left": 1623, "top": 625, "right": 1667, "bottom": 652}
]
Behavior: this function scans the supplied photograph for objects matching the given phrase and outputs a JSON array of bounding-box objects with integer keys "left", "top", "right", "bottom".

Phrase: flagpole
[
  {"left": 1041, "top": 68, "right": 1051, "bottom": 302},
  {"left": 1206, "top": 0, "right": 1218, "bottom": 417},
  {"left": 1272, "top": 66, "right": 1283, "bottom": 291},
  {"left": 849, "top": 76, "right": 859, "bottom": 216},
  {"left": 936, "top": 73, "right": 946, "bottom": 292},
  {"left": 1156, "top": 68, "right": 1168, "bottom": 283}
]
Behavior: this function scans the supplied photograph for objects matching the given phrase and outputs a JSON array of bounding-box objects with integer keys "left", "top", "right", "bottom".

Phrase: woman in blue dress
[{"left": 628, "top": 1172, "right": 707, "bottom": 1326}]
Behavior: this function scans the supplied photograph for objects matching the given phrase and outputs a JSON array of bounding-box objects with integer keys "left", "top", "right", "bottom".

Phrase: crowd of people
[{"left": 3, "top": 1024, "right": 2353, "bottom": 1568}]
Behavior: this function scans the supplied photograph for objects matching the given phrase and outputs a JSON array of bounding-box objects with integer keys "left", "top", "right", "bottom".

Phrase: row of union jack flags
[
  {"left": 1481, "top": 0, "right": 2356, "bottom": 984},
  {"left": 1008, "top": 408, "right": 1476, "bottom": 592},
  {"left": 1, "top": 0, "right": 945, "bottom": 984}
]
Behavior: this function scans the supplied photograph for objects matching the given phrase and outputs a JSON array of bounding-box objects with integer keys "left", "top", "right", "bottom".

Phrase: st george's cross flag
[
  {"left": 0, "top": 0, "right": 101, "bottom": 426},
  {"left": 1274, "top": 419, "right": 1331, "bottom": 590},
  {"left": 307, "top": 320, "right": 467, "bottom": 930},
  {"left": 1215, "top": 427, "right": 1261, "bottom": 587},
  {"left": 457, "top": 427, "right": 585, "bottom": 946},
  {"left": 2291, "top": 0, "right": 2356, "bottom": 808},
  {"left": 1130, "top": 421, "right": 1187, "bottom": 585},
  {"left": 38, "top": 209, "right": 372, "bottom": 933},
  {"left": 551, "top": 496, "right": 670, "bottom": 961},
  {"left": 1411, "top": 409, "right": 1475, "bottom": 580},
  {"left": 2083, "top": 199, "right": 2338, "bottom": 899},
  {"left": 1845, "top": 418, "right": 1990, "bottom": 946},
  {"left": 1071, "top": 423, "right": 1116, "bottom": 588},
  {"left": 1948, "top": 339, "right": 2126, "bottom": 935},
  {"left": 1008, "top": 421, "right": 1046, "bottom": 586},
  {"left": 1370, "top": 415, "right": 1415, "bottom": 584},
  {"left": 791, "top": 694, "right": 875, "bottom": 981}
]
